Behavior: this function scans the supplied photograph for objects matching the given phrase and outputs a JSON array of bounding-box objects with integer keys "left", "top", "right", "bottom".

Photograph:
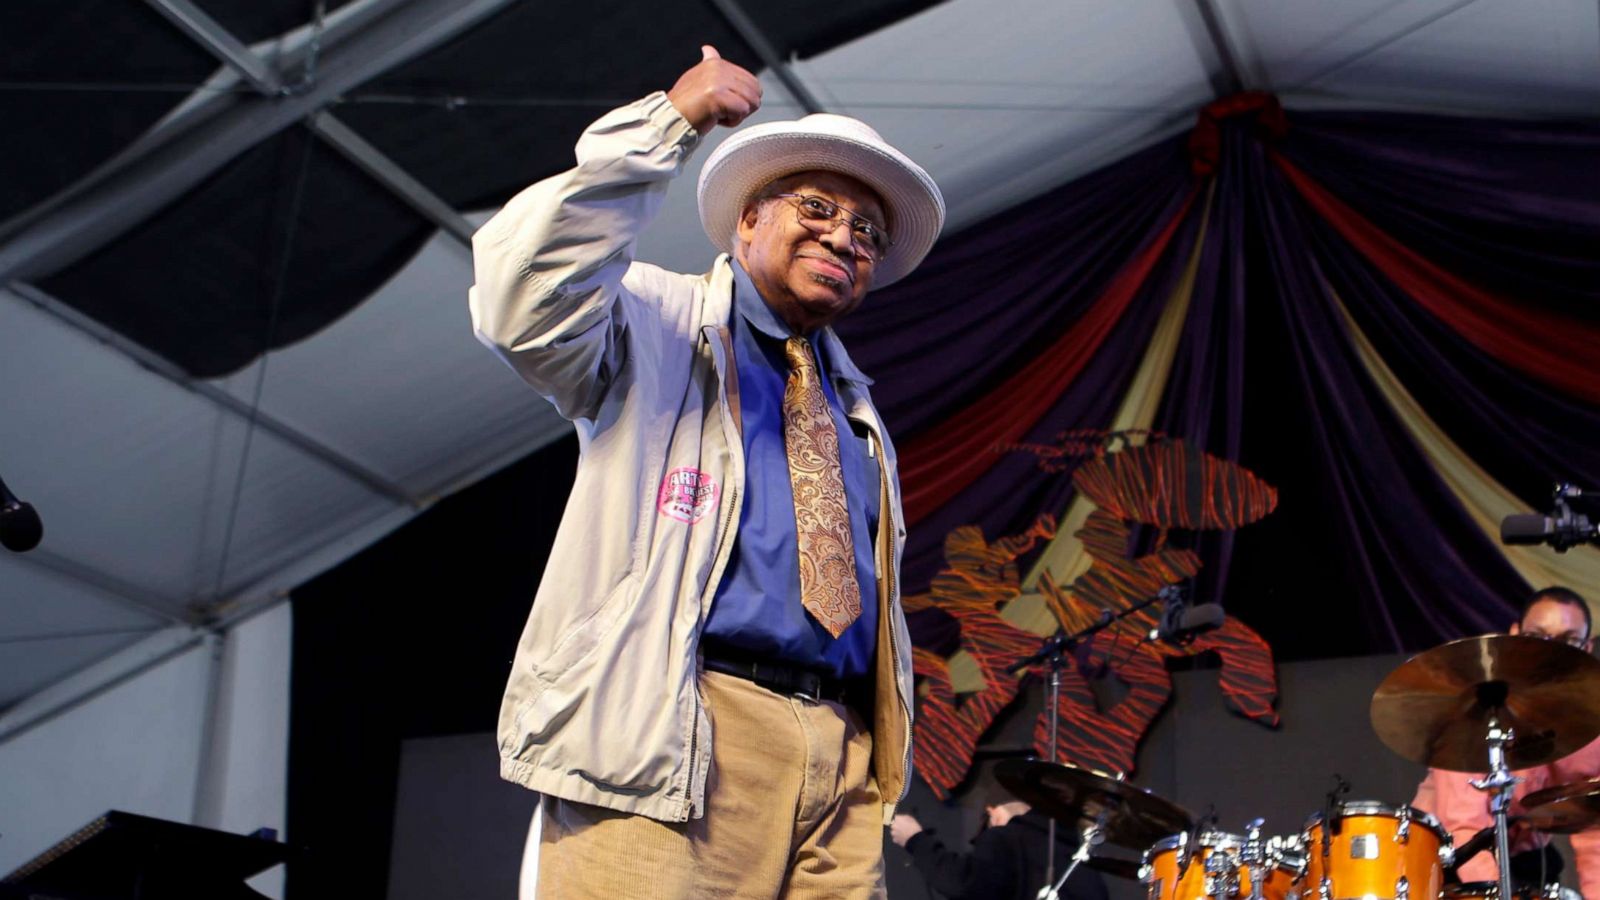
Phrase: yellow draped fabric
[
  {"left": 1000, "top": 188, "right": 1215, "bottom": 636},
  {"left": 1335, "top": 291, "right": 1600, "bottom": 620}
]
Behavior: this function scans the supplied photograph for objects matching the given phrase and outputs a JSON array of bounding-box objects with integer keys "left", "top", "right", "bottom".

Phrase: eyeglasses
[
  {"left": 771, "top": 193, "right": 892, "bottom": 262},
  {"left": 1523, "top": 628, "right": 1589, "bottom": 648}
]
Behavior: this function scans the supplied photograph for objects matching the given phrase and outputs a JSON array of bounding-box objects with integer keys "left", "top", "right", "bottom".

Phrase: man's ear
[{"left": 736, "top": 202, "right": 761, "bottom": 243}]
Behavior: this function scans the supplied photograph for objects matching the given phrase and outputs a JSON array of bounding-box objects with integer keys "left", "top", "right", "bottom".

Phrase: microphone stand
[{"left": 1006, "top": 586, "right": 1177, "bottom": 897}]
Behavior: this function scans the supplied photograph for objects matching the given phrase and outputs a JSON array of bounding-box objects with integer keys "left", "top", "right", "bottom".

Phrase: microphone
[
  {"left": 1501, "top": 512, "right": 1596, "bottom": 551},
  {"left": 1155, "top": 604, "right": 1226, "bottom": 644},
  {"left": 1500, "top": 483, "right": 1597, "bottom": 552},
  {"left": 1150, "top": 584, "right": 1225, "bottom": 644},
  {"left": 0, "top": 474, "right": 43, "bottom": 553}
]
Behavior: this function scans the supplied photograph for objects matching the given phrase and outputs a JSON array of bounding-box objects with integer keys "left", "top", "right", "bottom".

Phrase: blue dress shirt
[{"left": 702, "top": 261, "right": 880, "bottom": 680}]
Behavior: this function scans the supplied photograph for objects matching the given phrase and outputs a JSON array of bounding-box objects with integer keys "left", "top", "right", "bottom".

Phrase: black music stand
[{"left": 1, "top": 810, "right": 294, "bottom": 900}]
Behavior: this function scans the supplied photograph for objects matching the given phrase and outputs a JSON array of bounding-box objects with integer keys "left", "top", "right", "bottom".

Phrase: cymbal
[
  {"left": 1370, "top": 635, "right": 1600, "bottom": 772},
  {"left": 1523, "top": 778, "right": 1600, "bottom": 834},
  {"left": 994, "top": 759, "right": 1192, "bottom": 849}
]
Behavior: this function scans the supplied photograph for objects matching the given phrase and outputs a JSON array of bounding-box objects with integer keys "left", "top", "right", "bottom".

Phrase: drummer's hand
[
  {"left": 667, "top": 45, "right": 762, "bottom": 133},
  {"left": 890, "top": 813, "right": 924, "bottom": 847}
]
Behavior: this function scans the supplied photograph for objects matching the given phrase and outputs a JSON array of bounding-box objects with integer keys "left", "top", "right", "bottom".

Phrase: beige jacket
[{"left": 469, "top": 91, "right": 914, "bottom": 824}]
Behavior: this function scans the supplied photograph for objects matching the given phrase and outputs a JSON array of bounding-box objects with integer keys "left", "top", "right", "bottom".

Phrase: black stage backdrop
[{"left": 287, "top": 433, "right": 578, "bottom": 899}]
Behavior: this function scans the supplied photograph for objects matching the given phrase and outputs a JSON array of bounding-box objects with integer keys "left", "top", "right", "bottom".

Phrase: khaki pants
[{"left": 536, "top": 670, "right": 886, "bottom": 899}]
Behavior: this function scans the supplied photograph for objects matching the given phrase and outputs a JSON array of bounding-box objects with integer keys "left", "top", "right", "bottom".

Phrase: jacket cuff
[{"left": 638, "top": 90, "right": 702, "bottom": 158}]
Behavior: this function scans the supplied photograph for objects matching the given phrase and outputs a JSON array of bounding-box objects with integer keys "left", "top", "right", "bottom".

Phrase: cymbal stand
[
  {"left": 1007, "top": 587, "right": 1178, "bottom": 896},
  {"left": 1045, "top": 636, "right": 1066, "bottom": 886},
  {"left": 1037, "top": 806, "right": 1110, "bottom": 900},
  {"left": 1468, "top": 713, "right": 1520, "bottom": 900}
]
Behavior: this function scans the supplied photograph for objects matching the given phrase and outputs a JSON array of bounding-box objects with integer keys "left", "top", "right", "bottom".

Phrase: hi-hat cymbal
[
  {"left": 1370, "top": 635, "right": 1600, "bottom": 772},
  {"left": 994, "top": 759, "right": 1192, "bottom": 849},
  {"left": 1523, "top": 778, "right": 1600, "bottom": 834}
]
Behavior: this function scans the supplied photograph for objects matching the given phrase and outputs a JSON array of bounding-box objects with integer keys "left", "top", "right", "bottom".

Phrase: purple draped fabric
[
  {"left": 836, "top": 139, "right": 1193, "bottom": 440},
  {"left": 847, "top": 105, "right": 1600, "bottom": 659}
]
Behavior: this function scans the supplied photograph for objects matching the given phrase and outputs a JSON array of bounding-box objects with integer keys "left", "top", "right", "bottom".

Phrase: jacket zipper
[
  {"left": 876, "top": 433, "right": 914, "bottom": 805},
  {"left": 685, "top": 324, "right": 744, "bottom": 818}
]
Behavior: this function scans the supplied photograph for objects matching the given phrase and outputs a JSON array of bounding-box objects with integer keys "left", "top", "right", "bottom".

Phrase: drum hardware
[
  {"left": 1444, "top": 882, "right": 1576, "bottom": 900},
  {"left": 1039, "top": 805, "right": 1112, "bottom": 900},
  {"left": 1243, "top": 819, "right": 1269, "bottom": 900},
  {"left": 994, "top": 758, "right": 1192, "bottom": 900},
  {"left": 1320, "top": 776, "right": 1351, "bottom": 860},
  {"left": 1083, "top": 854, "right": 1143, "bottom": 880},
  {"left": 1202, "top": 844, "right": 1242, "bottom": 899}
]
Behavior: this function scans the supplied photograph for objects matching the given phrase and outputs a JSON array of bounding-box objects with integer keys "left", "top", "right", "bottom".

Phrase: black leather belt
[{"left": 702, "top": 655, "right": 853, "bottom": 704}]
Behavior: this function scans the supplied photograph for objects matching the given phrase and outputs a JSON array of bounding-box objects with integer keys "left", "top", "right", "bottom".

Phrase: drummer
[{"left": 1412, "top": 586, "right": 1600, "bottom": 896}]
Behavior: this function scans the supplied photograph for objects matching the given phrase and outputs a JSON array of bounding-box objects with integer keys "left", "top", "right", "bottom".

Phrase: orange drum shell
[
  {"left": 1304, "top": 814, "right": 1445, "bottom": 900},
  {"left": 1144, "top": 843, "right": 1301, "bottom": 900}
]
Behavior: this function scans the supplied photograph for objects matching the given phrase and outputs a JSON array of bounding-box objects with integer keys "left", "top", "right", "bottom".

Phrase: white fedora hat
[{"left": 696, "top": 114, "right": 945, "bottom": 287}]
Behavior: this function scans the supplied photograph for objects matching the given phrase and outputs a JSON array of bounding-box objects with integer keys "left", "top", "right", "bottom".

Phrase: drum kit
[{"left": 996, "top": 634, "right": 1600, "bottom": 900}]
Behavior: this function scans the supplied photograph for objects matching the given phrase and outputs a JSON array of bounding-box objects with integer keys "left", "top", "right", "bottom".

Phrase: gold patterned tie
[{"left": 782, "top": 336, "right": 863, "bottom": 638}]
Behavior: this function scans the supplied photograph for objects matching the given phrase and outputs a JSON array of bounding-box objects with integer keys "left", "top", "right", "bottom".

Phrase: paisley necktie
[{"left": 782, "top": 336, "right": 863, "bottom": 638}]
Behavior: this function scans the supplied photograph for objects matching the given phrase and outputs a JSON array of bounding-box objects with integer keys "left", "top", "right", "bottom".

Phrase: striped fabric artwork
[{"left": 908, "top": 437, "right": 1281, "bottom": 796}]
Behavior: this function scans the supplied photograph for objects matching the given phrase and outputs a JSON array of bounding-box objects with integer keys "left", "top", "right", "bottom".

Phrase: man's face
[
  {"left": 734, "top": 171, "right": 886, "bottom": 335},
  {"left": 1510, "top": 598, "right": 1592, "bottom": 652}
]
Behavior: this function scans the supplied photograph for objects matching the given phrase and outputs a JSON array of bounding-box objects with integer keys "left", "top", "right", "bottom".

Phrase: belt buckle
[{"left": 792, "top": 673, "right": 821, "bottom": 703}]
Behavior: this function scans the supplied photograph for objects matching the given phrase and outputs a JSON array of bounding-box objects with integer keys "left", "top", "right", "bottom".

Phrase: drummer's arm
[
  {"left": 1416, "top": 768, "right": 1503, "bottom": 883},
  {"left": 1567, "top": 830, "right": 1600, "bottom": 899},
  {"left": 900, "top": 826, "right": 1002, "bottom": 899}
]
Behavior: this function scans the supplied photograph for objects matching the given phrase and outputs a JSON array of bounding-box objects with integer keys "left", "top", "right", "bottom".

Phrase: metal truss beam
[
  {"left": 0, "top": 0, "right": 516, "bottom": 284},
  {"left": 143, "top": 0, "right": 284, "bottom": 95},
  {"left": 704, "top": 0, "right": 827, "bottom": 114},
  {"left": 310, "top": 113, "right": 476, "bottom": 246}
]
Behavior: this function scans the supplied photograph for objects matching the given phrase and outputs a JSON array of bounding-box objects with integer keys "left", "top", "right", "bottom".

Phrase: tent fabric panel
[
  {"left": 40, "top": 126, "right": 437, "bottom": 379},
  {"left": 203, "top": 226, "right": 572, "bottom": 492},
  {"left": 0, "top": 631, "right": 161, "bottom": 711},
  {"left": 1, "top": 286, "right": 395, "bottom": 613},
  {"left": 338, "top": 0, "right": 949, "bottom": 211},
  {"left": 0, "top": 1, "right": 215, "bottom": 222}
]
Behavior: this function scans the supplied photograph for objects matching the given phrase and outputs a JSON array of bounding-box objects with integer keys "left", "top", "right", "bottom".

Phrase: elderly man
[
  {"left": 470, "top": 46, "right": 944, "bottom": 898},
  {"left": 1412, "top": 586, "right": 1600, "bottom": 897}
]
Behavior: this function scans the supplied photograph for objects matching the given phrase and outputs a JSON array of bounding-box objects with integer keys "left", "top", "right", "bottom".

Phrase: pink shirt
[{"left": 1411, "top": 735, "right": 1600, "bottom": 897}]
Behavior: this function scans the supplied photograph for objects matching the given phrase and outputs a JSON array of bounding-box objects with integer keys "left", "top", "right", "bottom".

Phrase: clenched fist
[{"left": 667, "top": 45, "right": 763, "bottom": 134}]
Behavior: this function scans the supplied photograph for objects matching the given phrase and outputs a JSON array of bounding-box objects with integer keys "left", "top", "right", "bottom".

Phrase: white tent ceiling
[{"left": 2, "top": 0, "right": 1597, "bottom": 723}]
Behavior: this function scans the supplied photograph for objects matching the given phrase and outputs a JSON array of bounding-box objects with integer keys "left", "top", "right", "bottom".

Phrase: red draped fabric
[
  {"left": 898, "top": 187, "right": 1202, "bottom": 524},
  {"left": 1273, "top": 153, "right": 1600, "bottom": 405}
]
